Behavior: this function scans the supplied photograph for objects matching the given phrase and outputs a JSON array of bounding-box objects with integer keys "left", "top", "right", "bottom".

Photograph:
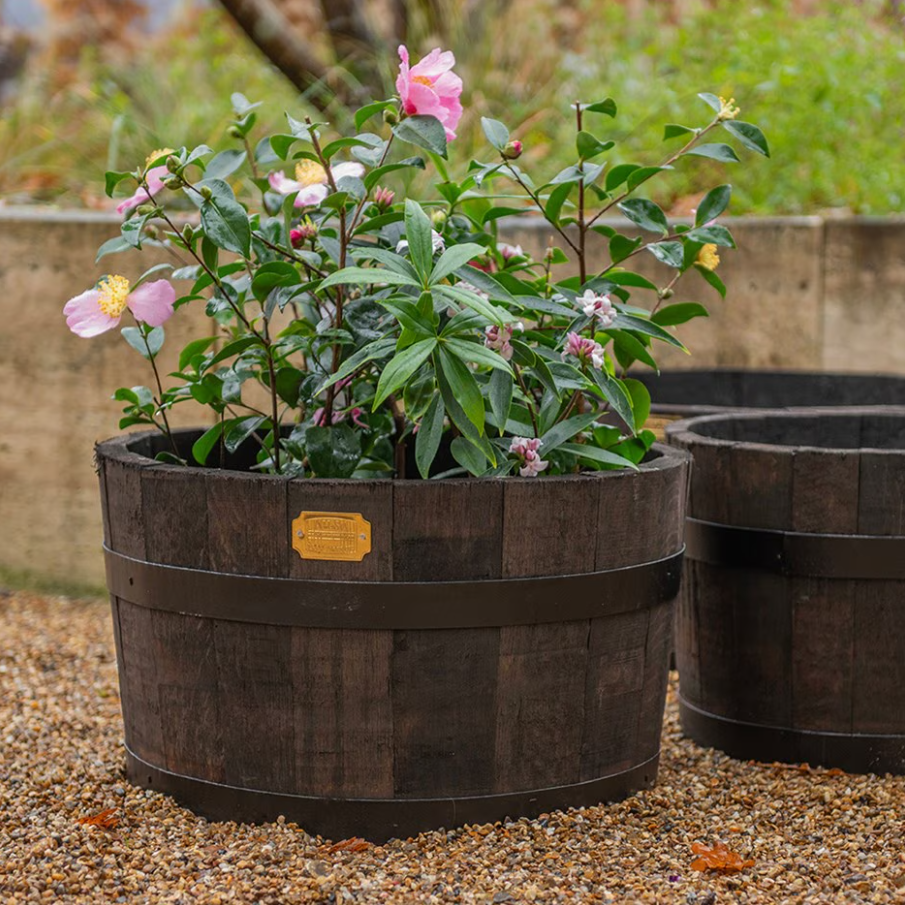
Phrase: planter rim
[
  {"left": 96, "top": 427, "right": 691, "bottom": 484},
  {"left": 667, "top": 405, "right": 905, "bottom": 456}
]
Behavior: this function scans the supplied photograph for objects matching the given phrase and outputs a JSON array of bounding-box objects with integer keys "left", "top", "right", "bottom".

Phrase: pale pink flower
[
  {"left": 455, "top": 280, "right": 490, "bottom": 301},
  {"left": 484, "top": 322, "right": 523, "bottom": 361},
  {"left": 268, "top": 159, "right": 365, "bottom": 207},
  {"left": 396, "top": 45, "right": 463, "bottom": 141},
  {"left": 562, "top": 331, "right": 605, "bottom": 370},
  {"left": 578, "top": 289, "right": 616, "bottom": 328},
  {"left": 498, "top": 243, "right": 524, "bottom": 263},
  {"left": 116, "top": 165, "right": 169, "bottom": 215},
  {"left": 396, "top": 229, "right": 445, "bottom": 256},
  {"left": 509, "top": 436, "right": 549, "bottom": 478},
  {"left": 312, "top": 405, "right": 368, "bottom": 429},
  {"left": 63, "top": 276, "right": 176, "bottom": 338},
  {"left": 373, "top": 185, "right": 395, "bottom": 211}
]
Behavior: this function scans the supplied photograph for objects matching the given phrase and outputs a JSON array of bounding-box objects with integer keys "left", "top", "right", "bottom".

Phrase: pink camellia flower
[
  {"left": 63, "top": 276, "right": 176, "bottom": 338},
  {"left": 509, "top": 436, "right": 549, "bottom": 478},
  {"left": 578, "top": 289, "right": 616, "bottom": 328},
  {"left": 268, "top": 159, "right": 365, "bottom": 207},
  {"left": 562, "top": 331, "right": 605, "bottom": 370},
  {"left": 501, "top": 140, "right": 523, "bottom": 160},
  {"left": 116, "top": 165, "right": 168, "bottom": 215},
  {"left": 396, "top": 45, "right": 463, "bottom": 141}
]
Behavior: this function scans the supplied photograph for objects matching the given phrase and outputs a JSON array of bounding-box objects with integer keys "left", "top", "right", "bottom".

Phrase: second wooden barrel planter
[
  {"left": 668, "top": 408, "right": 905, "bottom": 774},
  {"left": 96, "top": 428, "right": 689, "bottom": 841},
  {"left": 638, "top": 368, "right": 905, "bottom": 423}
]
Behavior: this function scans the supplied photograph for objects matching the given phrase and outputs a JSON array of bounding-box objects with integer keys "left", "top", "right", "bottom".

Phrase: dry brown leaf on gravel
[
  {"left": 76, "top": 807, "right": 119, "bottom": 830},
  {"left": 327, "top": 836, "right": 370, "bottom": 853},
  {"left": 690, "top": 840, "right": 755, "bottom": 873}
]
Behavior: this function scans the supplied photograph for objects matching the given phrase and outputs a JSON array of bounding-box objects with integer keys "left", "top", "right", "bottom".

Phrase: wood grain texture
[
  {"left": 207, "top": 471, "right": 288, "bottom": 577},
  {"left": 791, "top": 450, "right": 860, "bottom": 533},
  {"left": 142, "top": 467, "right": 208, "bottom": 569},
  {"left": 392, "top": 628, "right": 500, "bottom": 797},
  {"left": 103, "top": 452, "right": 148, "bottom": 559},
  {"left": 393, "top": 480, "right": 503, "bottom": 581},
  {"left": 858, "top": 451, "right": 905, "bottom": 535}
]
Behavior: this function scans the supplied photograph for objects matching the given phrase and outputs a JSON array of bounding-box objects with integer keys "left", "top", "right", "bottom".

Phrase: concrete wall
[{"left": 2, "top": 209, "right": 905, "bottom": 589}]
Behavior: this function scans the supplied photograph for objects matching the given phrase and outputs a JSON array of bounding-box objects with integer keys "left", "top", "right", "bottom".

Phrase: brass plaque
[{"left": 292, "top": 511, "right": 372, "bottom": 562}]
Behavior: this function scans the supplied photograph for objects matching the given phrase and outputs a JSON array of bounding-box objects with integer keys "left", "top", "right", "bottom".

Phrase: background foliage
[{"left": 1, "top": 0, "right": 903, "bottom": 214}]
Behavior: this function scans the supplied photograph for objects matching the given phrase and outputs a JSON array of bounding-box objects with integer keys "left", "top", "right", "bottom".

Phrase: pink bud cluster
[
  {"left": 509, "top": 436, "right": 549, "bottom": 478},
  {"left": 484, "top": 323, "right": 516, "bottom": 360},
  {"left": 562, "top": 331, "right": 605, "bottom": 370}
]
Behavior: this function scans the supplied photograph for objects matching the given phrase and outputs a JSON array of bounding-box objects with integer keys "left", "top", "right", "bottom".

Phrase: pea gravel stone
[{"left": 3, "top": 589, "right": 905, "bottom": 903}]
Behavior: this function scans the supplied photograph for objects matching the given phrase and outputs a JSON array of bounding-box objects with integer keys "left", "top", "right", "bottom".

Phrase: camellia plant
[{"left": 64, "top": 47, "right": 768, "bottom": 479}]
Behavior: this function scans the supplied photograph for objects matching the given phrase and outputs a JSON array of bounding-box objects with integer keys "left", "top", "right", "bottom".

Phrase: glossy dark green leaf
[
  {"left": 695, "top": 184, "right": 732, "bottom": 226},
  {"left": 684, "top": 143, "right": 740, "bottom": 163},
  {"left": 663, "top": 123, "right": 695, "bottom": 140},
  {"left": 650, "top": 302, "right": 709, "bottom": 326},
  {"left": 646, "top": 241, "right": 685, "bottom": 268},
  {"left": 686, "top": 224, "right": 736, "bottom": 248},
  {"left": 392, "top": 114, "right": 448, "bottom": 159},
  {"left": 617, "top": 198, "right": 669, "bottom": 235},
  {"left": 415, "top": 392, "right": 446, "bottom": 478},
  {"left": 204, "top": 149, "right": 247, "bottom": 180},
  {"left": 192, "top": 422, "right": 224, "bottom": 466},
  {"left": 723, "top": 120, "right": 770, "bottom": 157},
  {"left": 200, "top": 178, "right": 251, "bottom": 255},
  {"left": 488, "top": 368, "right": 513, "bottom": 436},
  {"left": 373, "top": 338, "right": 437, "bottom": 407},
  {"left": 481, "top": 117, "right": 509, "bottom": 150},
  {"left": 438, "top": 346, "right": 484, "bottom": 433}
]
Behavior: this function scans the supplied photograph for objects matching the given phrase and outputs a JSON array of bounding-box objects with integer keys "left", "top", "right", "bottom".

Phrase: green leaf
[
  {"left": 269, "top": 134, "right": 298, "bottom": 160},
  {"left": 686, "top": 224, "right": 736, "bottom": 248},
  {"left": 617, "top": 198, "right": 669, "bottom": 235},
  {"left": 450, "top": 436, "right": 489, "bottom": 476},
  {"left": 481, "top": 206, "right": 526, "bottom": 224},
  {"left": 651, "top": 302, "right": 709, "bottom": 326},
  {"left": 355, "top": 100, "right": 395, "bottom": 130},
  {"left": 443, "top": 337, "right": 514, "bottom": 375},
  {"left": 319, "top": 266, "right": 422, "bottom": 291},
  {"left": 438, "top": 347, "right": 485, "bottom": 433},
  {"left": 434, "top": 283, "right": 509, "bottom": 327},
  {"left": 684, "top": 143, "right": 740, "bottom": 163},
  {"left": 696, "top": 265, "right": 727, "bottom": 298},
  {"left": 381, "top": 297, "right": 436, "bottom": 337},
  {"left": 627, "top": 166, "right": 671, "bottom": 191},
  {"left": 317, "top": 337, "right": 396, "bottom": 393},
  {"left": 646, "top": 241, "right": 684, "bottom": 268},
  {"left": 178, "top": 336, "right": 218, "bottom": 371},
  {"left": 306, "top": 424, "right": 362, "bottom": 478},
  {"left": 429, "top": 243, "right": 485, "bottom": 285},
  {"left": 204, "top": 149, "right": 246, "bottom": 180},
  {"left": 723, "top": 120, "right": 770, "bottom": 157},
  {"left": 613, "top": 331, "right": 657, "bottom": 371},
  {"left": 612, "top": 312, "right": 688, "bottom": 350},
  {"left": 698, "top": 92, "right": 722, "bottom": 113},
  {"left": 481, "top": 117, "right": 509, "bottom": 150},
  {"left": 559, "top": 442, "right": 636, "bottom": 469},
  {"left": 392, "top": 114, "right": 448, "bottom": 159},
  {"left": 695, "top": 184, "right": 732, "bottom": 226},
  {"left": 200, "top": 179, "right": 251, "bottom": 255},
  {"left": 544, "top": 181, "right": 573, "bottom": 225},
  {"left": 589, "top": 371, "right": 635, "bottom": 431},
  {"left": 251, "top": 261, "right": 301, "bottom": 302},
  {"left": 105, "top": 170, "right": 134, "bottom": 198},
  {"left": 223, "top": 415, "right": 266, "bottom": 453},
  {"left": 539, "top": 411, "right": 601, "bottom": 455},
  {"left": 120, "top": 326, "right": 155, "bottom": 359},
  {"left": 584, "top": 98, "right": 617, "bottom": 117},
  {"left": 192, "top": 422, "right": 224, "bottom": 466},
  {"left": 623, "top": 377, "right": 651, "bottom": 429},
  {"left": 95, "top": 236, "right": 132, "bottom": 263},
  {"left": 373, "top": 338, "right": 437, "bottom": 408},
  {"left": 605, "top": 163, "right": 641, "bottom": 192},
  {"left": 488, "top": 368, "right": 513, "bottom": 436},
  {"left": 415, "top": 393, "right": 446, "bottom": 478},
  {"left": 403, "top": 198, "right": 435, "bottom": 282},
  {"left": 363, "top": 157, "right": 426, "bottom": 190},
  {"left": 663, "top": 123, "right": 695, "bottom": 140},
  {"left": 609, "top": 234, "right": 643, "bottom": 265},
  {"left": 607, "top": 270, "right": 658, "bottom": 291},
  {"left": 576, "top": 131, "right": 614, "bottom": 160}
]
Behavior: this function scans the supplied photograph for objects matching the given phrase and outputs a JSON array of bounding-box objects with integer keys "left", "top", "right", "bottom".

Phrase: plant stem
[
  {"left": 575, "top": 102, "right": 587, "bottom": 285},
  {"left": 513, "top": 363, "right": 540, "bottom": 437},
  {"left": 138, "top": 327, "right": 178, "bottom": 456}
]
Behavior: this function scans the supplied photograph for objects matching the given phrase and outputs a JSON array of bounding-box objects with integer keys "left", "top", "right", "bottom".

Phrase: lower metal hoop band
[
  {"left": 125, "top": 746, "right": 659, "bottom": 843},
  {"left": 678, "top": 696, "right": 905, "bottom": 775},
  {"left": 104, "top": 546, "right": 683, "bottom": 629},
  {"left": 685, "top": 518, "right": 905, "bottom": 580}
]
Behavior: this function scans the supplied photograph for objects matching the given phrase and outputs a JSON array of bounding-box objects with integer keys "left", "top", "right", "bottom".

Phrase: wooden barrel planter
[
  {"left": 637, "top": 368, "right": 905, "bottom": 433},
  {"left": 668, "top": 408, "right": 905, "bottom": 774},
  {"left": 96, "top": 428, "right": 690, "bottom": 841}
]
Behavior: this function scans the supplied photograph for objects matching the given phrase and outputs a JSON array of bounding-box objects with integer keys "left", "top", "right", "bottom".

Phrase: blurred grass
[{"left": 2, "top": 0, "right": 905, "bottom": 214}]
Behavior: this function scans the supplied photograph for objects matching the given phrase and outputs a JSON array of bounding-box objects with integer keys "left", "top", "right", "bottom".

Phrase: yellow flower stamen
[
  {"left": 696, "top": 244, "right": 720, "bottom": 272},
  {"left": 718, "top": 97, "right": 740, "bottom": 121},
  {"left": 294, "top": 159, "right": 328, "bottom": 187},
  {"left": 412, "top": 75, "right": 434, "bottom": 88},
  {"left": 97, "top": 275, "right": 132, "bottom": 319},
  {"left": 145, "top": 147, "right": 175, "bottom": 169}
]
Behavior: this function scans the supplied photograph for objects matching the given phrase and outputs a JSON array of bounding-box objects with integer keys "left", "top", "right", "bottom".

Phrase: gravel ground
[{"left": 2, "top": 589, "right": 905, "bottom": 904}]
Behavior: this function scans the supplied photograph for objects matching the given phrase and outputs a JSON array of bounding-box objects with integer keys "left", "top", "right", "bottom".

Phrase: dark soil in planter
[
  {"left": 668, "top": 408, "right": 905, "bottom": 774},
  {"left": 96, "top": 427, "right": 690, "bottom": 841}
]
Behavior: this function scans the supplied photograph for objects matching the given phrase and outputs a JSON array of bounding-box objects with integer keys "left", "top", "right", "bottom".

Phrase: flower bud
[
  {"left": 373, "top": 185, "right": 395, "bottom": 212},
  {"left": 166, "top": 156, "right": 181, "bottom": 173},
  {"left": 199, "top": 186, "right": 213, "bottom": 200},
  {"left": 383, "top": 107, "right": 399, "bottom": 126},
  {"left": 161, "top": 176, "right": 183, "bottom": 190},
  {"left": 501, "top": 140, "right": 523, "bottom": 160},
  {"left": 431, "top": 209, "right": 447, "bottom": 229},
  {"left": 182, "top": 224, "right": 194, "bottom": 244},
  {"left": 135, "top": 204, "right": 155, "bottom": 216},
  {"left": 290, "top": 217, "right": 318, "bottom": 248},
  {"left": 659, "top": 287, "right": 674, "bottom": 300},
  {"left": 227, "top": 125, "right": 244, "bottom": 139}
]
